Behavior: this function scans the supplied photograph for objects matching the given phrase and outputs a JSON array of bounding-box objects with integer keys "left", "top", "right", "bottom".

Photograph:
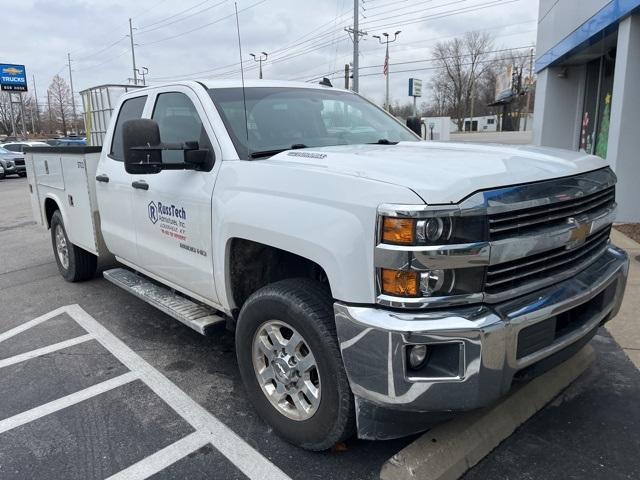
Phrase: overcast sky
[{"left": 7, "top": 0, "right": 538, "bottom": 107}]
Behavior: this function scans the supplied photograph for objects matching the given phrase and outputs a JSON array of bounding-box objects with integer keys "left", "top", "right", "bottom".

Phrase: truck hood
[{"left": 263, "top": 142, "right": 609, "bottom": 204}]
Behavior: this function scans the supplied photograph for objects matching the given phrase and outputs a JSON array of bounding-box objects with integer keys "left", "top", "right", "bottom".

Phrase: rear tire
[
  {"left": 235, "top": 278, "right": 356, "bottom": 451},
  {"left": 50, "top": 210, "right": 97, "bottom": 282}
]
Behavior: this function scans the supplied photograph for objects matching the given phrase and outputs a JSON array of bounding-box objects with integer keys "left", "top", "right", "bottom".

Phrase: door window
[
  {"left": 110, "top": 95, "right": 147, "bottom": 161},
  {"left": 152, "top": 92, "right": 210, "bottom": 164}
]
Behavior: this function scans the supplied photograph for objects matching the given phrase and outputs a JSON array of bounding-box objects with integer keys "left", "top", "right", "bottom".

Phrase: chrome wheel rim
[
  {"left": 54, "top": 224, "right": 69, "bottom": 270},
  {"left": 252, "top": 320, "right": 321, "bottom": 421}
]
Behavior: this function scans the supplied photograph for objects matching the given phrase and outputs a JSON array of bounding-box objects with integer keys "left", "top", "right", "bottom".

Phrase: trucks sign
[{"left": 1, "top": 64, "right": 27, "bottom": 92}]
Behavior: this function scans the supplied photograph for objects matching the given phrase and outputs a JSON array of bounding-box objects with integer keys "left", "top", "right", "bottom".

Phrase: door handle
[
  {"left": 96, "top": 174, "right": 109, "bottom": 183},
  {"left": 132, "top": 180, "right": 149, "bottom": 190}
]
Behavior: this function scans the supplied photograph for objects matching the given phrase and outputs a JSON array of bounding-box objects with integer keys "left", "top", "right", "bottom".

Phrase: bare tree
[
  {"left": 432, "top": 32, "right": 493, "bottom": 131},
  {"left": 48, "top": 75, "right": 72, "bottom": 135},
  {"left": 0, "top": 93, "right": 38, "bottom": 136}
]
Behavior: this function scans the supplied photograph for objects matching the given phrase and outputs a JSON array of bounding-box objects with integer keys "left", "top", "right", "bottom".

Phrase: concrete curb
[{"left": 380, "top": 345, "right": 596, "bottom": 480}]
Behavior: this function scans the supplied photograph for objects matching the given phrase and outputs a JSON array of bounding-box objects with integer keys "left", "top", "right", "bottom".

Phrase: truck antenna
[{"left": 234, "top": 2, "right": 251, "bottom": 158}]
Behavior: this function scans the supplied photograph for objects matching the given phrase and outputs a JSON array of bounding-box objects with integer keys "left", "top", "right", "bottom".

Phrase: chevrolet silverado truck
[{"left": 25, "top": 80, "right": 629, "bottom": 450}]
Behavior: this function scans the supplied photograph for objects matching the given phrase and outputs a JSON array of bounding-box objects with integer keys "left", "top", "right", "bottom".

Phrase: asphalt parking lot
[{"left": 1, "top": 175, "right": 640, "bottom": 479}]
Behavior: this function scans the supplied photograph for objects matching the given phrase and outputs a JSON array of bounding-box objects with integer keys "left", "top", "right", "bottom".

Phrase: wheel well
[
  {"left": 229, "top": 238, "right": 331, "bottom": 313},
  {"left": 44, "top": 198, "right": 59, "bottom": 228}
]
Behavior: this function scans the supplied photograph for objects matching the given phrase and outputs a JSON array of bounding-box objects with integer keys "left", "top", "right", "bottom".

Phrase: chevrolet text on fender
[{"left": 24, "top": 80, "right": 629, "bottom": 451}]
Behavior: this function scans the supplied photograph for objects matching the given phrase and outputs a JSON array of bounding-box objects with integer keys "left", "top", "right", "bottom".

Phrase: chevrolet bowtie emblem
[{"left": 567, "top": 217, "right": 591, "bottom": 248}]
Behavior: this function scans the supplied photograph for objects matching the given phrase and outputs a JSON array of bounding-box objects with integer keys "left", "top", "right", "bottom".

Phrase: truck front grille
[
  {"left": 486, "top": 226, "right": 611, "bottom": 295},
  {"left": 488, "top": 186, "right": 615, "bottom": 241},
  {"left": 14, "top": 158, "right": 25, "bottom": 166}
]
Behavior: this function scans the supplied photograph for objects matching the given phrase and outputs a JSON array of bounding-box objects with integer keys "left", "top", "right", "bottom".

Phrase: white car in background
[
  {"left": 0, "top": 141, "right": 49, "bottom": 153},
  {"left": 0, "top": 141, "right": 49, "bottom": 177}
]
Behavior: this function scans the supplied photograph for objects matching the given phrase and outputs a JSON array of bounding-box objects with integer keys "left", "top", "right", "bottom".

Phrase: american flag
[{"left": 383, "top": 50, "right": 389, "bottom": 76}]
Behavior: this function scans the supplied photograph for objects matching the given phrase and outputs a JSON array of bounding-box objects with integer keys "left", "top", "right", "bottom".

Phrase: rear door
[
  {"left": 95, "top": 94, "right": 148, "bottom": 264},
  {"left": 131, "top": 86, "right": 220, "bottom": 302}
]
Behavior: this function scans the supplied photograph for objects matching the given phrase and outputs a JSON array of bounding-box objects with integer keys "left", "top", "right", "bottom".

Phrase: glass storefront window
[{"left": 580, "top": 52, "right": 616, "bottom": 158}]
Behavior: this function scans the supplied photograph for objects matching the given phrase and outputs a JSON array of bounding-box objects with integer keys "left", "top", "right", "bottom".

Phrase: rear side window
[{"left": 110, "top": 96, "right": 147, "bottom": 161}]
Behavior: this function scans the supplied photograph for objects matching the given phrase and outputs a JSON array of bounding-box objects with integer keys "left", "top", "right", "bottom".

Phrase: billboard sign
[
  {"left": 408, "top": 78, "right": 422, "bottom": 97},
  {"left": 494, "top": 65, "right": 514, "bottom": 102},
  {"left": 0, "top": 64, "right": 27, "bottom": 92}
]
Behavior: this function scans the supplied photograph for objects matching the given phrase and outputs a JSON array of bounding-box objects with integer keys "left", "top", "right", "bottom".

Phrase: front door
[
  {"left": 131, "top": 87, "right": 219, "bottom": 303},
  {"left": 95, "top": 94, "right": 148, "bottom": 264}
]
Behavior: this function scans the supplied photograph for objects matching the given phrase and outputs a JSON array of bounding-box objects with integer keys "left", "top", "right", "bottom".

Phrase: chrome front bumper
[{"left": 335, "top": 246, "right": 629, "bottom": 440}]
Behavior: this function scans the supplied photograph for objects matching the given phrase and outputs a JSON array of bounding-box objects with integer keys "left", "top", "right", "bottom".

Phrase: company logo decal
[{"left": 148, "top": 201, "right": 158, "bottom": 224}]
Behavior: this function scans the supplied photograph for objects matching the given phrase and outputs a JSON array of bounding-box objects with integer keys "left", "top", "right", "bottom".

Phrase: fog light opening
[{"left": 408, "top": 344, "right": 429, "bottom": 369}]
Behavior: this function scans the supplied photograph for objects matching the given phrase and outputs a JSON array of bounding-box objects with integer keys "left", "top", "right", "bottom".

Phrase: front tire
[
  {"left": 50, "top": 210, "right": 97, "bottom": 282},
  {"left": 236, "top": 278, "right": 356, "bottom": 450}
]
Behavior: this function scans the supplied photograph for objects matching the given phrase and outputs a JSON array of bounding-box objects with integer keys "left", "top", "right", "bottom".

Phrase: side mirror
[
  {"left": 406, "top": 116, "right": 422, "bottom": 137},
  {"left": 123, "top": 119, "right": 163, "bottom": 174}
]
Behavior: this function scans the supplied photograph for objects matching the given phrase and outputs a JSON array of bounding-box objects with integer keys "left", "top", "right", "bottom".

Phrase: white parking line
[
  {"left": 0, "top": 372, "right": 138, "bottom": 434},
  {"left": 0, "top": 334, "right": 92, "bottom": 369},
  {"left": 105, "top": 431, "right": 211, "bottom": 480},
  {"left": 0, "top": 306, "right": 69, "bottom": 344},
  {"left": 0, "top": 305, "right": 291, "bottom": 480},
  {"left": 64, "top": 304, "right": 290, "bottom": 480}
]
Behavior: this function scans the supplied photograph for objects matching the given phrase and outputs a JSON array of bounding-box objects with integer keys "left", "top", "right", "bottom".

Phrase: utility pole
[
  {"left": 345, "top": 0, "right": 366, "bottom": 92},
  {"left": 8, "top": 94, "right": 16, "bottom": 138},
  {"left": 47, "top": 90, "right": 53, "bottom": 134},
  {"left": 129, "top": 18, "right": 138, "bottom": 85},
  {"left": 523, "top": 47, "right": 534, "bottom": 132},
  {"left": 373, "top": 31, "right": 401, "bottom": 111},
  {"left": 32, "top": 74, "right": 40, "bottom": 133},
  {"left": 344, "top": 63, "right": 350, "bottom": 90},
  {"left": 135, "top": 66, "right": 149, "bottom": 85},
  {"left": 249, "top": 52, "right": 268, "bottom": 79},
  {"left": 67, "top": 52, "right": 77, "bottom": 135}
]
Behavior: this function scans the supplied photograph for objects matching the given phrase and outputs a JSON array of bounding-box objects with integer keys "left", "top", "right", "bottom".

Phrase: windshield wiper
[
  {"left": 368, "top": 139, "right": 399, "bottom": 145},
  {"left": 249, "top": 144, "right": 309, "bottom": 159}
]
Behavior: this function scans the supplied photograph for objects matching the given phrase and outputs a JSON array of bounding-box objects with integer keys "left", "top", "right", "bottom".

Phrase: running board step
[{"left": 103, "top": 268, "right": 225, "bottom": 335}]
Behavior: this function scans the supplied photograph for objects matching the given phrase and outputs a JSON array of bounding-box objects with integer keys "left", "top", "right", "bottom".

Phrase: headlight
[
  {"left": 381, "top": 215, "right": 486, "bottom": 246},
  {"left": 377, "top": 210, "right": 488, "bottom": 304},
  {"left": 5, "top": 161, "right": 13, "bottom": 168},
  {"left": 380, "top": 267, "right": 484, "bottom": 298}
]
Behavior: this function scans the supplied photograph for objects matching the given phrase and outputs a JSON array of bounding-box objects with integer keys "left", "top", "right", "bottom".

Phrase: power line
[
  {"left": 137, "top": 0, "right": 228, "bottom": 34},
  {"left": 360, "top": 45, "right": 534, "bottom": 70},
  {"left": 359, "top": 52, "right": 532, "bottom": 77},
  {"left": 138, "top": 0, "right": 266, "bottom": 47},
  {"left": 138, "top": 0, "right": 213, "bottom": 30},
  {"left": 363, "top": 0, "right": 523, "bottom": 30}
]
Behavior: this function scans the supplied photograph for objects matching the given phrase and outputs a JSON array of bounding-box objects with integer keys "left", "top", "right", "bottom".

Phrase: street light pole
[
  {"left": 249, "top": 52, "right": 268, "bottom": 79},
  {"left": 373, "top": 31, "right": 401, "bottom": 111}
]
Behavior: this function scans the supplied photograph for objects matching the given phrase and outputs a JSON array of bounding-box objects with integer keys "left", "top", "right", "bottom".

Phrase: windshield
[{"left": 208, "top": 87, "right": 419, "bottom": 159}]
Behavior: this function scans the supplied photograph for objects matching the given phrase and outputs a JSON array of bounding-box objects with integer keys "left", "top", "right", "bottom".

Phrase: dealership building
[{"left": 533, "top": 0, "right": 640, "bottom": 221}]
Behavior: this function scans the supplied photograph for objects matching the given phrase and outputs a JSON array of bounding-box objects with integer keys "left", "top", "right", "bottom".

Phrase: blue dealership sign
[{"left": 0, "top": 64, "right": 27, "bottom": 92}]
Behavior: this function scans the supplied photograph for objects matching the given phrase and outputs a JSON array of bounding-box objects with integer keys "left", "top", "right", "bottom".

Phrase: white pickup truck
[{"left": 26, "top": 79, "right": 629, "bottom": 450}]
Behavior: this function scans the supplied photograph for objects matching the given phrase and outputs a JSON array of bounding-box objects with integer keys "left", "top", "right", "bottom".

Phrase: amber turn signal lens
[
  {"left": 381, "top": 269, "right": 420, "bottom": 297},
  {"left": 382, "top": 217, "right": 415, "bottom": 244}
]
